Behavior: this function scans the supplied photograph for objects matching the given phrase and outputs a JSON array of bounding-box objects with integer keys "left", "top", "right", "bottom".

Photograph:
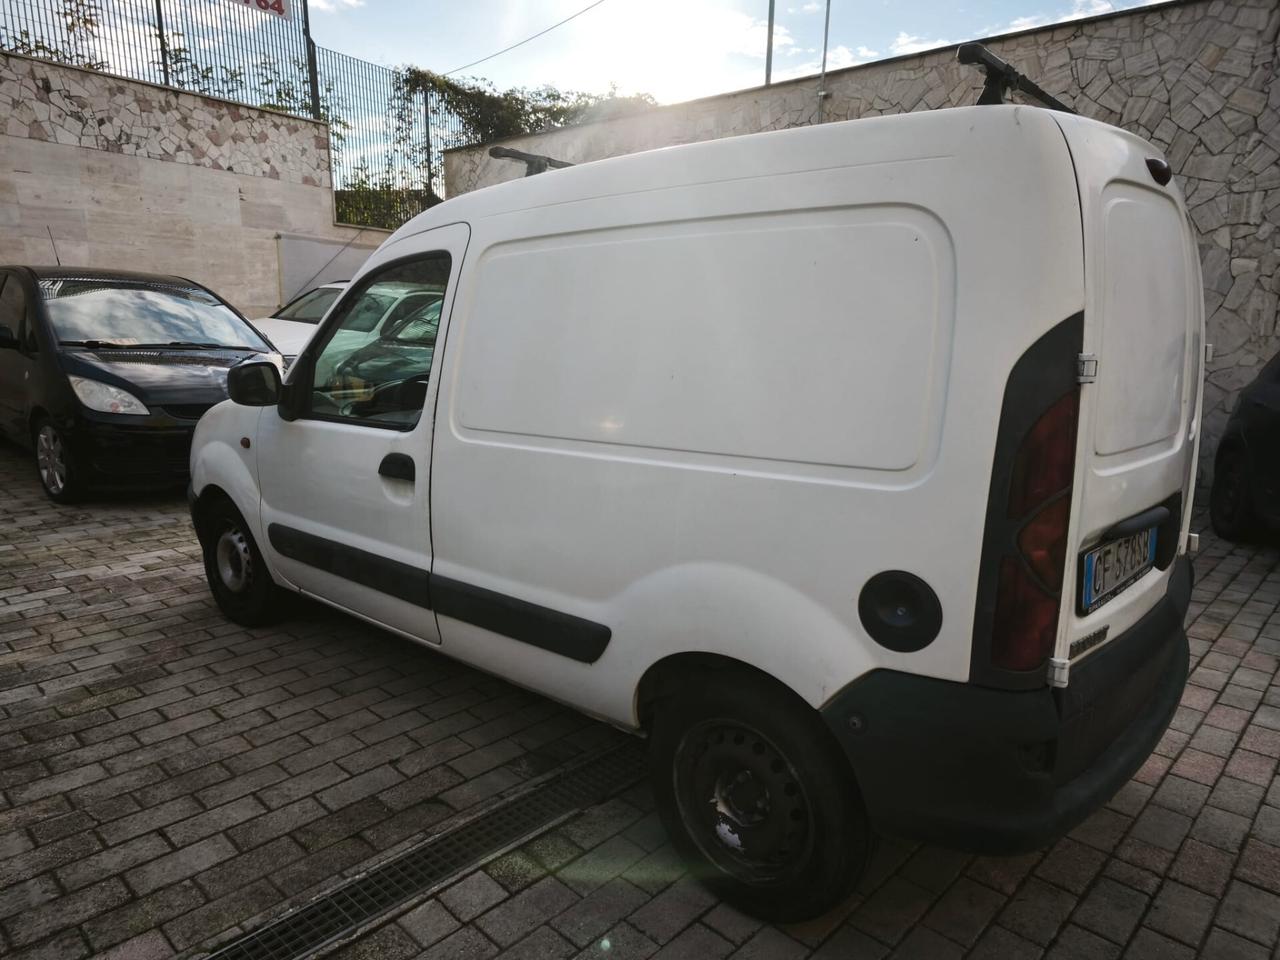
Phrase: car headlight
[{"left": 68, "top": 376, "right": 150, "bottom": 415}]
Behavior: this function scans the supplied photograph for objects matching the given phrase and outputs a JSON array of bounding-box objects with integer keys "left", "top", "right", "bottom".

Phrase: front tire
[
  {"left": 198, "top": 496, "right": 280, "bottom": 626},
  {"left": 649, "top": 669, "right": 869, "bottom": 922},
  {"left": 1210, "top": 446, "right": 1254, "bottom": 541},
  {"left": 33, "top": 418, "right": 82, "bottom": 503}
]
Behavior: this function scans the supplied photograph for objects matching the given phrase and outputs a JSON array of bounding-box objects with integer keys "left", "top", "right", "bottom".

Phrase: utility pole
[
  {"left": 765, "top": 0, "right": 775, "bottom": 85},
  {"left": 816, "top": 0, "right": 831, "bottom": 123},
  {"left": 154, "top": 0, "right": 171, "bottom": 86},
  {"left": 300, "top": 0, "right": 322, "bottom": 120}
]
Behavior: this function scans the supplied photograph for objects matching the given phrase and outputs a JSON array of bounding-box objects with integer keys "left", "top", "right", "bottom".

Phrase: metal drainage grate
[{"left": 203, "top": 740, "right": 647, "bottom": 960}]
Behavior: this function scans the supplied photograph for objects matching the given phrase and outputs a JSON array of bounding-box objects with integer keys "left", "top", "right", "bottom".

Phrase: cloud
[
  {"left": 310, "top": 0, "right": 364, "bottom": 12},
  {"left": 1057, "top": 0, "right": 1114, "bottom": 20},
  {"left": 888, "top": 31, "right": 951, "bottom": 56},
  {"left": 801, "top": 2, "right": 823, "bottom": 11},
  {"left": 773, "top": 42, "right": 879, "bottom": 80},
  {"left": 1008, "top": 14, "right": 1049, "bottom": 29}
]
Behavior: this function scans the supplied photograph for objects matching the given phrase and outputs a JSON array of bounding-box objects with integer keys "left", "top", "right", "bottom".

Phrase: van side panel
[
  {"left": 458, "top": 207, "right": 952, "bottom": 474},
  {"left": 427, "top": 107, "right": 1084, "bottom": 727}
]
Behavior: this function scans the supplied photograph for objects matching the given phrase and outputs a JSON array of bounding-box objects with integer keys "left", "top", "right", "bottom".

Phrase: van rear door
[{"left": 1052, "top": 115, "right": 1204, "bottom": 675}]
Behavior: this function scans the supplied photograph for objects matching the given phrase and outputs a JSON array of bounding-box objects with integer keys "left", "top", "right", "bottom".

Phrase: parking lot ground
[{"left": 1, "top": 437, "right": 1278, "bottom": 960}]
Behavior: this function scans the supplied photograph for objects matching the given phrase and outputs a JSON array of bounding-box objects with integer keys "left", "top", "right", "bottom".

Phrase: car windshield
[
  {"left": 40, "top": 278, "right": 270, "bottom": 351},
  {"left": 386, "top": 299, "right": 443, "bottom": 345},
  {"left": 273, "top": 286, "right": 342, "bottom": 323}
]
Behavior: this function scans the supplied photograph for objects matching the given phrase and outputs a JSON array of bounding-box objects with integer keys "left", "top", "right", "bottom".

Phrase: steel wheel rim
[
  {"left": 672, "top": 719, "right": 815, "bottom": 885},
  {"left": 36, "top": 425, "right": 67, "bottom": 495},
  {"left": 215, "top": 526, "right": 253, "bottom": 594}
]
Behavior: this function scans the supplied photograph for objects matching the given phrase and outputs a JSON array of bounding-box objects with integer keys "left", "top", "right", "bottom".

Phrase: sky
[{"left": 303, "top": 0, "right": 1171, "bottom": 105}]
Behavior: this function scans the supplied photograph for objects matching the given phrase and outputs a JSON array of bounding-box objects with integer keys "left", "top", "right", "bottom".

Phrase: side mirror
[
  {"left": 277, "top": 352, "right": 313, "bottom": 422},
  {"left": 226, "top": 357, "right": 281, "bottom": 406},
  {"left": 0, "top": 326, "right": 18, "bottom": 350}
]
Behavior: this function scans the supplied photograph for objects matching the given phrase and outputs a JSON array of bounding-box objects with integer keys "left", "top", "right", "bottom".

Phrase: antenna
[{"left": 46, "top": 226, "right": 62, "bottom": 266}]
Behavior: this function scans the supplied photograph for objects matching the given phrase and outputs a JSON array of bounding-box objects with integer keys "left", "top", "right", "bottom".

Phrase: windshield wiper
[
  {"left": 59, "top": 339, "right": 136, "bottom": 349},
  {"left": 131, "top": 341, "right": 259, "bottom": 350}
]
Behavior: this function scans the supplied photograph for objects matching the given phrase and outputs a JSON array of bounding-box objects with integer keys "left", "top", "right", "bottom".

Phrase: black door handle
[{"left": 379, "top": 453, "right": 415, "bottom": 482}]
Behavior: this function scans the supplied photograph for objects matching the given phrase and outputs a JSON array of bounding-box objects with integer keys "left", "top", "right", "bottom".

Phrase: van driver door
[{"left": 256, "top": 223, "right": 469, "bottom": 641}]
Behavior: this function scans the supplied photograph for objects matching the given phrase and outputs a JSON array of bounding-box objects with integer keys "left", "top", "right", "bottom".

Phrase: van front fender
[{"left": 190, "top": 403, "right": 265, "bottom": 546}]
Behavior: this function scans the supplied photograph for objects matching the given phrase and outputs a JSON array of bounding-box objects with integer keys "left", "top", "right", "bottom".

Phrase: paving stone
[
  {"left": 124, "top": 834, "right": 235, "bottom": 896},
  {"left": 922, "top": 876, "right": 1005, "bottom": 946},
  {"left": 1144, "top": 879, "right": 1217, "bottom": 946},
  {"left": 477, "top": 876, "right": 581, "bottom": 947},
  {"left": 1215, "top": 880, "right": 1280, "bottom": 946},
  {"left": 416, "top": 926, "right": 500, "bottom": 960},
  {"left": 998, "top": 877, "right": 1077, "bottom": 946},
  {"left": 649, "top": 923, "right": 732, "bottom": 960},
  {"left": 571, "top": 922, "right": 659, "bottom": 960},
  {"left": 328, "top": 922, "right": 422, "bottom": 960},
  {"left": 1046, "top": 923, "right": 1120, "bottom": 959},
  {"left": 442, "top": 870, "right": 512, "bottom": 922},
  {"left": 1198, "top": 927, "right": 1271, "bottom": 959},
  {"left": 400, "top": 899, "right": 462, "bottom": 948}
]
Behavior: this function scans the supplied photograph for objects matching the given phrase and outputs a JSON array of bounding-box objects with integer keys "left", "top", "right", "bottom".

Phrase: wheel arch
[{"left": 635, "top": 652, "right": 811, "bottom": 732}]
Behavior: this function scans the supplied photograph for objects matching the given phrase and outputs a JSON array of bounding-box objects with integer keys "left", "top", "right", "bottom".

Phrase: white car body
[{"left": 193, "top": 106, "right": 1204, "bottom": 862}]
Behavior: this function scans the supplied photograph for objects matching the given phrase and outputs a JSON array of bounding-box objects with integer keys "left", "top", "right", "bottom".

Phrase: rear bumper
[{"left": 821, "top": 556, "right": 1191, "bottom": 854}]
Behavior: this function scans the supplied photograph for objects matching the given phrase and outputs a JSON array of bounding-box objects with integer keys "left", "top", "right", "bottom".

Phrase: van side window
[{"left": 306, "top": 254, "right": 450, "bottom": 429}]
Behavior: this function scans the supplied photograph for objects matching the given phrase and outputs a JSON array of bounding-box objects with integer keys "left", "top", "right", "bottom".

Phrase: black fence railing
[{"left": 0, "top": 0, "right": 467, "bottom": 229}]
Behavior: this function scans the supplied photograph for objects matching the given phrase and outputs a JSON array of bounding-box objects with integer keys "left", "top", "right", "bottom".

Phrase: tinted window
[
  {"left": 39, "top": 278, "right": 270, "bottom": 352},
  {"left": 0, "top": 274, "right": 23, "bottom": 342},
  {"left": 308, "top": 256, "right": 450, "bottom": 429},
  {"left": 274, "top": 286, "right": 342, "bottom": 323}
]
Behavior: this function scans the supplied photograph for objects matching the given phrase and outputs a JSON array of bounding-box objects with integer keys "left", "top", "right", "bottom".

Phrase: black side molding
[
  {"left": 432, "top": 576, "right": 611, "bottom": 664},
  {"left": 266, "top": 524, "right": 610, "bottom": 664},
  {"left": 268, "top": 524, "right": 430, "bottom": 609}
]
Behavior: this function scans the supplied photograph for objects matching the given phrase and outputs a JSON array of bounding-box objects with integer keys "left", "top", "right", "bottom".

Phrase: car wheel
[
  {"left": 649, "top": 669, "right": 869, "bottom": 922},
  {"left": 33, "top": 418, "right": 82, "bottom": 503},
  {"left": 200, "top": 497, "right": 280, "bottom": 626},
  {"left": 1210, "top": 447, "right": 1254, "bottom": 542}
]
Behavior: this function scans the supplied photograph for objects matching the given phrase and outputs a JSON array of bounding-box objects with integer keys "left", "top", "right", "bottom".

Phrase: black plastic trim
[
  {"left": 822, "top": 556, "right": 1190, "bottom": 854},
  {"left": 432, "top": 576, "right": 612, "bottom": 664},
  {"left": 268, "top": 524, "right": 431, "bottom": 608},
  {"left": 379, "top": 452, "right": 416, "bottom": 482},
  {"left": 1102, "top": 505, "right": 1170, "bottom": 540},
  {"left": 970, "top": 313, "right": 1085, "bottom": 690},
  {"left": 858, "top": 571, "right": 943, "bottom": 653},
  {"left": 266, "top": 523, "right": 610, "bottom": 663}
]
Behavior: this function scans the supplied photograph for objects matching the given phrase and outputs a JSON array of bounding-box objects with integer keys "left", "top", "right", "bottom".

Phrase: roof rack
[
  {"left": 957, "top": 43, "right": 1076, "bottom": 114},
  {"left": 489, "top": 146, "right": 575, "bottom": 177}
]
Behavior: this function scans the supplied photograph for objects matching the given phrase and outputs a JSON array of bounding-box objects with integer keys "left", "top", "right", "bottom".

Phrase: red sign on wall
[{"left": 227, "top": 0, "right": 291, "bottom": 20}]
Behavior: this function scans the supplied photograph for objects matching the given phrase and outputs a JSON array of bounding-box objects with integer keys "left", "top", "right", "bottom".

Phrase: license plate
[{"left": 1080, "top": 527, "right": 1157, "bottom": 614}]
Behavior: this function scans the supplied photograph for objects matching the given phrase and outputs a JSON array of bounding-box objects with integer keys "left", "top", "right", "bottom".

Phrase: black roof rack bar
[
  {"left": 957, "top": 43, "right": 1076, "bottom": 114},
  {"left": 489, "top": 146, "right": 575, "bottom": 177}
]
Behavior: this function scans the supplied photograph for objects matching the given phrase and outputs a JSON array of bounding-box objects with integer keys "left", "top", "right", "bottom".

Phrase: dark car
[
  {"left": 0, "top": 266, "right": 278, "bottom": 502},
  {"left": 1210, "top": 350, "right": 1280, "bottom": 540}
]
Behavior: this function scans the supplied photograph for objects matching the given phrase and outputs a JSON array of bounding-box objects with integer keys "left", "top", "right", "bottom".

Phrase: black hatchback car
[
  {"left": 0, "top": 266, "right": 278, "bottom": 502},
  {"left": 1210, "top": 350, "right": 1280, "bottom": 540}
]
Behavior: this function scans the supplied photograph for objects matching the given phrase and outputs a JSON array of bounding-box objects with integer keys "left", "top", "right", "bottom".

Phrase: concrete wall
[
  {"left": 0, "top": 52, "right": 388, "bottom": 318},
  {"left": 444, "top": 0, "right": 1279, "bottom": 477}
]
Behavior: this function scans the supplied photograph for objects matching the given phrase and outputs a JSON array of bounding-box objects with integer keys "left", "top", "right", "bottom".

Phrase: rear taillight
[{"left": 991, "top": 388, "right": 1079, "bottom": 672}]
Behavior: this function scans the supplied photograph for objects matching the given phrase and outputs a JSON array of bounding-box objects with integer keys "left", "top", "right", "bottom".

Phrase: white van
[{"left": 190, "top": 104, "right": 1205, "bottom": 921}]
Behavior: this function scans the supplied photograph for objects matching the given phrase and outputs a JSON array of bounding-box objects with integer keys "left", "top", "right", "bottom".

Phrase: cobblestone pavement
[{"left": 1, "top": 438, "right": 1278, "bottom": 960}]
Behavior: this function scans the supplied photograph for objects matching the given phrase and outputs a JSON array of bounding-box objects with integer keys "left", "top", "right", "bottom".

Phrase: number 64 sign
[{"left": 228, "top": 0, "right": 291, "bottom": 19}]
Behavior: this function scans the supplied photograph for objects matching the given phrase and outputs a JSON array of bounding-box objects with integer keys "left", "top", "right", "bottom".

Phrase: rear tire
[
  {"left": 648, "top": 669, "right": 868, "bottom": 922},
  {"left": 33, "top": 417, "right": 83, "bottom": 504},
  {"left": 198, "top": 496, "right": 280, "bottom": 626},
  {"left": 1210, "top": 447, "right": 1254, "bottom": 542}
]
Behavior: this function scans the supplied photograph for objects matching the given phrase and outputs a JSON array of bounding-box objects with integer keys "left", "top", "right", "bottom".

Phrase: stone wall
[
  {"left": 0, "top": 52, "right": 388, "bottom": 317},
  {"left": 444, "top": 0, "right": 1279, "bottom": 480}
]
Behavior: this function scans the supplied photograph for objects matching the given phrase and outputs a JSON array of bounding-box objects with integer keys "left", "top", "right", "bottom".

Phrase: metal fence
[{"left": 0, "top": 0, "right": 467, "bottom": 229}]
